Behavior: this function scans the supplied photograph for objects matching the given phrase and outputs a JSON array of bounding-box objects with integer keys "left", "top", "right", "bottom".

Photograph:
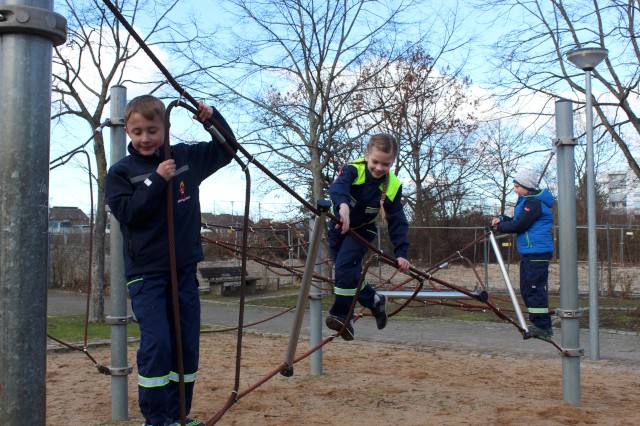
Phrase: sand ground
[{"left": 46, "top": 330, "right": 640, "bottom": 426}]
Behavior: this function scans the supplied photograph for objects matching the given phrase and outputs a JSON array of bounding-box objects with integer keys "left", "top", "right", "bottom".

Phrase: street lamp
[{"left": 566, "top": 47, "right": 608, "bottom": 361}]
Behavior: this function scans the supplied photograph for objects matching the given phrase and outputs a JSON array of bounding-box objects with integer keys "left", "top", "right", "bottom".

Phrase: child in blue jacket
[
  {"left": 491, "top": 168, "right": 555, "bottom": 338},
  {"left": 326, "top": 133, "right": 410, "bottom": 341},
  {"left": 105, "top": 95, "right": 236, "bottom": 426}
]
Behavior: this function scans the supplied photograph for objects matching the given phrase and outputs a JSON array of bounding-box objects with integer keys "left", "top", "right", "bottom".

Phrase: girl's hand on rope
[
  {"left": 396, "top": 257, "right": 410, "bottom": 271},
  {"left": 157, "top": 159, "right": 176, "bottom": 181},
  {"left": 194, "top": 101, "right": 213, "bottom": 123},
  {"left": 336, "top": 203, "right": 350, "bottom": 234}
]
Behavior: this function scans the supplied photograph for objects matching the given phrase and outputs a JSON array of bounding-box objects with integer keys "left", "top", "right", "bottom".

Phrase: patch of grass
[
  {"left": 47, "top": 314, "right": 141, "bottom": 343},
  {"left": 245, "top": 292, "right": 328, "bottom": 309}
]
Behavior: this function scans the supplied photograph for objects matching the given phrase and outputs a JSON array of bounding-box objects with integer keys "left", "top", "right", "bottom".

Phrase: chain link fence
[
  {"left": 47, "top": 223, "right": 640, "bottom": 297},
  {"left": 375, "top": 225, "right": 640, "bottom": 297}
]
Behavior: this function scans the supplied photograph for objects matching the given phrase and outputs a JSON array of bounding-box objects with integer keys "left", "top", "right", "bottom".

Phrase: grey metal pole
[
  {"left": 309, "top": 215, "right": 324, "bottom": 375},
  {"left": 555, "top": 99, "right": 582, "bottom": 405},
  {"left": 107, "top": 85, "right": 132, "bottom": 420},
  {"left": 606, "top": 224, "right": 611, "bottom": 296},
  {"left": 619, "top": 227, "right": 623, "bottom": 266},
  {"left": 488, "top": 231, "right": 528, "bottom": 331},
  {"left": 281, "top": 200, "right": 330, "bottom": 377},
  {"left": 584, "top": 70, "right": 600, "bottom": 360},
  {"left": 0, "top": 2, "right": 66, "bottom": 422},
  {"left": 484, "top": 235, "right": 490, "bottom": 291}
]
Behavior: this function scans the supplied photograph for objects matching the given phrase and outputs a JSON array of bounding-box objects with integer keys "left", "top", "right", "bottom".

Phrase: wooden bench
[{"left": 198, "top": 266, "right": 263, "bottom": 296}]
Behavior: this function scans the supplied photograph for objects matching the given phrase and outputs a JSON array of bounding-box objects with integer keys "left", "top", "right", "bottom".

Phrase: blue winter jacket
[
  {"left": 329, "top": 160, "right": 409, "bottom": 259},
  {"left": 105, "top": 108, "right": 236, "bottom": 276},
  {"left": 497, "top": 188, "right": 555, "bottom": 255}
]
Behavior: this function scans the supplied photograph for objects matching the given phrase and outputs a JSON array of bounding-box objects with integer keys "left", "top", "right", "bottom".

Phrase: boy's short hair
[{"left": 124, "top": 95, "right": 166, "bottom": 124}]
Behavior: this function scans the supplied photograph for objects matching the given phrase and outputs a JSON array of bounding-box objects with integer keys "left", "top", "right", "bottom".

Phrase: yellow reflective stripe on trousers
[
  {"left": 334, "top": 287, "right": 357, "bottom": 296},
  {"left": 334, "top": 280, "right": 368, "bottom": 296},
  {"left": 138, "top": 373, "right": 170, "bottom": 388},
  {"left": 127, "top": 277, "right": 143, "bottom": 286},
  {"left": 169, "top": 370, "right": 198, "bottom": 383},
  {"left": 528, "top": 307, "right": 549, "bottom": 314}
]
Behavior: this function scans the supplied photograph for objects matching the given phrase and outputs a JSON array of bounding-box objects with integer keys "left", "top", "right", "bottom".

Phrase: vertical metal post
[
  {"left": 584, "top": 70, "right": 600, "bottom": 360},
  {"left": 606, "top": 224, "right": 611, "bottom": 296},
  {"left": 553, "top": 225, "right": 558, "bottom": 261},
  {"left": 309, "top": 215, "right": 325, "bottom": 375},
  {"left": 619, "top": 227, "right": 624, "bottom": 266},
  {"left": 288, "top": 227, "right": 293, "bottom": 289},
  {"left": 281, "top": 200, "right": 330, "bottom": 377},
  {"left": 555, "top": 99, "right": 582, "bottom": 405},
  {"left": 0, "top": 2, "right": 66, "bottom": 422},
  {"left": 483, "top": 235, "right": 490, "bottom": 290},
  {"left": 377, "top": 229, "right": 382, "bottom": 282},
  {"left": 107, "top": 85, "right": 132, "bottom": 420}
]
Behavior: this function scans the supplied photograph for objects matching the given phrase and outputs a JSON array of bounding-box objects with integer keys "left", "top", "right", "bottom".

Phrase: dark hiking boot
[
  {"left": 325, "top": 314, "right": 355, "bottom": 341},
  {"left": 166, "top": 418, "right": 206, "bottom": 426},
  {"left": 528, "top": 324, "right": 553, "bottom": 338},
  {"left": 371, "top": 294, "right": 388, "bottom": 330}
]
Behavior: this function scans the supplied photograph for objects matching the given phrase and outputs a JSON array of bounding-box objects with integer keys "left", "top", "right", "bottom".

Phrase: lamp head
[{"left": 566, "top": 47, "right": 608, "bottom": 71}]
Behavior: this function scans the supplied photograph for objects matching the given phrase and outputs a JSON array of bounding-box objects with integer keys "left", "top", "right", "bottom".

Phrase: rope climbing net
[{"left": 41, "top": 3, "right": 565, "bottom": 425}]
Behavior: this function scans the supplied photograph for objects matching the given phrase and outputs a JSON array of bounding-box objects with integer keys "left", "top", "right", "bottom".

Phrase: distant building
[
  {"left": 605, "top": 171, "right": 640, "bottom": 215},
  {"left": 202, "top": 212, "right": 250, "bottom": 227},
  {"left": 49, "top": 206, "right": 89, "bottom": 226},
  {"left": 200, "top": 212, "right": 255, "bottom": 233}
]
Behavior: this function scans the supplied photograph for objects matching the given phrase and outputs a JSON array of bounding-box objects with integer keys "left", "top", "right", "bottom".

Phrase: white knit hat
[{"left": 513, "top": 168, "right": 538, "bottom": 191}]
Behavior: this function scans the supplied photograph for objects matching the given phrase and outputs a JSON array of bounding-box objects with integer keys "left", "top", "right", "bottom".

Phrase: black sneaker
[
  {"left": 166, "top": 418, "right": 205, "bottom": 426},
  {"left": 371, "top": 294, "right": 388, "bottom": 330},
  {"left": 325, "top": 314, "right": 355, "bottom": 341},
  {"left": 528, "top": 325, "right": 553, "bottom": 338}
]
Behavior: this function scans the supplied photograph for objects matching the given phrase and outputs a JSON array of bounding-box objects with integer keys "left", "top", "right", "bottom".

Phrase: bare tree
[
  {"left": 476, "top": 0, "right": 640, "bottom": 180},
  {"left": 51, "top": 0, "right": 180, "bottom": 321},
  {"left": 474, "top": 120, "right": 551, "bottom": 216},
  {"left": 355, "top": 46, "right": 482, "bottom": 225},
  {"left": 178, "top": 0, "right": 474, "bottom": 204}
]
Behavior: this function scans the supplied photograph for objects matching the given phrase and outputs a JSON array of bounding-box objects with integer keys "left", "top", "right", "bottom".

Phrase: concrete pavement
[{"left": 47, "top": 289, "right": 640, "bottom": 367}]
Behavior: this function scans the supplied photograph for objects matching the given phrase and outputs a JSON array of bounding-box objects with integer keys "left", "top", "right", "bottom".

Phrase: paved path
[{"left": 47, "top": 290, "right": 640, "bottom": 367}]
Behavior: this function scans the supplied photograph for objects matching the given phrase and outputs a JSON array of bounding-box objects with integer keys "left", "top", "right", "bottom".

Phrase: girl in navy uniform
[{"left": 326, "top": 133, "right": 410, "bottom": 340}]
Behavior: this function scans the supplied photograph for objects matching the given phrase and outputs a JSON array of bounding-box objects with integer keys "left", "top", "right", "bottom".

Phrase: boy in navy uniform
[{"left": 106, "top": 95, "right": 236, "bottom": 426}]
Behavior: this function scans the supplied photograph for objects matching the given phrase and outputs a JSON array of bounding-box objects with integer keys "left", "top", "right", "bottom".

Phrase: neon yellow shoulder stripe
[{"left": 349, "top": 158, "right": 401, "bottom": 202}]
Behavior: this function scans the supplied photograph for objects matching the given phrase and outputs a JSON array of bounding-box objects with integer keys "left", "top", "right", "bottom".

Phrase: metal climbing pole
[
  {"left": 487, "top": 230, "right": 528, "bottom": 331},
  {"left": 555, "top": 99, "right": 582, "bottom": 405},
  {"left": 281, "top": 199, "right": 330, "bottom": 377},
  {"left": 0, "top": 1, "right": 66, "bottom": 422},
  {"left": 107, "top": 85, "right": 133, "bottom": 420},
  {"left": 309, "top": 211, "right": 325, "bottom": 375}
]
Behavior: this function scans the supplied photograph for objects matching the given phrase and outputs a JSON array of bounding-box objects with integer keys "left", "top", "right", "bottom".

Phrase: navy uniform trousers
[
  {"left": 127, "top": 264, "right": 200, "bottom": 425},
  {"left": 520, "top": 252, "right": 552, "bottom": 330},
  {"left": 328, "top": 226, "right": 377, "bottom": 316}
]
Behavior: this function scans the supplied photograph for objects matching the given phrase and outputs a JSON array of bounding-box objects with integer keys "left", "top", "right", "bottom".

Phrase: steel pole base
[{"left": 280, "top": 365, "right": 294, "bottom": 377}]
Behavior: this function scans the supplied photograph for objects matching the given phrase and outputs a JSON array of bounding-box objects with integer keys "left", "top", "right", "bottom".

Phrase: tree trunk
[{"left": 89, "top": 132, "right": 108, "bottom": 322}]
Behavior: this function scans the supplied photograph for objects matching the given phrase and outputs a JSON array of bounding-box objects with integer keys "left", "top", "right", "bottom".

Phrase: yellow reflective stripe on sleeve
[
  {"left": 127, "top": 277, "right": 143, "bottom": 286},
  {"left": 138, "top": 373, "right": 170, "bottom": 388},
  {"left": 169, "top": 370, "right": 198, "bottom": 383},
  {"left": 528, "top": 307, "right": 549, "bottom": 314}
]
